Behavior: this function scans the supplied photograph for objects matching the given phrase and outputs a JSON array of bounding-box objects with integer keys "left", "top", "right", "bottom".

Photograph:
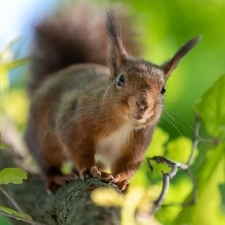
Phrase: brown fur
[
  {"left": 25, "top": 2, "right": 201, "bottom": 192},
  {"left": 29, "top": 2, "right": 140, "bottom": 94}
]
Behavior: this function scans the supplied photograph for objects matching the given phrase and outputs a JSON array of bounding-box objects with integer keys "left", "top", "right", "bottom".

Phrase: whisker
[
  {"left": 164, "top": 110, "right": 192, "bottom": 136},
  {"left": 161, "top": 114, "right": 184, "bottom": 139},
  {"left": 164, "top": 109, "right": 205, "bottom": 144}
]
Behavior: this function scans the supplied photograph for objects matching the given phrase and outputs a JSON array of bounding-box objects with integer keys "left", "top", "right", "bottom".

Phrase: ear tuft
[
  {"left": 162, "top": 35, "right": 202, "bottom": 79},
  {"left": 107, "top": 10, "right": 127, "bottom": 78}
]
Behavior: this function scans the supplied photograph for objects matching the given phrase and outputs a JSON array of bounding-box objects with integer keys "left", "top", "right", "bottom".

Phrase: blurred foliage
[
  {"left": 1, "top": 0, "right": 225, "bottom": 225},
  {"left": 114, "top": 0, "right": 225, "bottom": 138},
  {"left": 0, "top": 41, "right": 29, "bottom": 132},
  {"left": 0, "top": 215, "right": 12, "bottom": 225},
  {"left": 0, "top": 41, "right": 28, "bottom": 224},
  {"left": 195, "top": 74, "right": 225, "bottom": 137}
]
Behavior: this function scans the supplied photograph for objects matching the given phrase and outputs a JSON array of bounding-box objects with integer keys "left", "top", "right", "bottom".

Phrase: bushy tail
[{"left": 29, "top": 1, "right": 141, "bottom": 94}]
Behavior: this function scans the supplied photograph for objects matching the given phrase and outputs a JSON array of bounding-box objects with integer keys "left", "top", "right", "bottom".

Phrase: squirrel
[{"left": 25, "top": 2, "right": 201, "bottom": 193}]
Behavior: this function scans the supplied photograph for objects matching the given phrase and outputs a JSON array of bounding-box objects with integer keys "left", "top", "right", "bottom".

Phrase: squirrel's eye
[
  {"left": 116, "top": 75, "right": 125, "bottom": 87},
  {"left": 160, "top": 85, "right": 166, "bottom": 95}
]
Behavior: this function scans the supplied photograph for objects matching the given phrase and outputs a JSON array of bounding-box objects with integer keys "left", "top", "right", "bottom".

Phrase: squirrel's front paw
[
  {"left": 46, "top": 173, "right": 79, "bottom": 194},
  {"left": 80, "top": 166, "right": 113, "bottom": 181},
  {"left": 112, "top": 174, "right": 130, "bottom": 193}
]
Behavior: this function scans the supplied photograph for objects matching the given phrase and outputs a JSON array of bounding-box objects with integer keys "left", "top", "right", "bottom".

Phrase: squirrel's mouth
[
  {"left": 129, "top": 112, "right": 153, "bottom": 124},
  {"left": 130, "top": 114, "right": 147, "bottom": 123},
  {"left": 132, "top": 114, "right": 143, "bottom": 121}
]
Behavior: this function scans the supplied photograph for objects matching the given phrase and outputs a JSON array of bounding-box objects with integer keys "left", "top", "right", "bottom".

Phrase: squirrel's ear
[
  {"left": 107, "top": 11, "right": 127, "bottom": 78},
  {"left": 161, "top": 36, "right": 202, "bottom": 80}
]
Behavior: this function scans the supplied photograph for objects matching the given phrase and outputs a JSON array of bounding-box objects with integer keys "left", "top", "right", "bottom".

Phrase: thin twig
[
  {"left": 187, "top": 114, "right": 200, "bottom": 166},
  {"left": 150, "top": 171, "right": 170, "bottom": 215},
  {"left": 0, "top": 185, "right": 27, "bottom": 218},
  {"left": 163, "top": 168, "right": 197, "bottom": 207},
  {"left": 184, "top": 168, "right": 197, "bottom": 205},
  {"left": 199, "top": 138, "right": 222, "bottom": 145},
  {"left": 147, "top": 156, "right": 180, "bottom": 215}
]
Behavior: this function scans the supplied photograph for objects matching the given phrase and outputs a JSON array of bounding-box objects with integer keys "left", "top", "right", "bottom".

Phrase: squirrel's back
[{"left": 29, "top": 2, "right": 140, "bottom": 94}]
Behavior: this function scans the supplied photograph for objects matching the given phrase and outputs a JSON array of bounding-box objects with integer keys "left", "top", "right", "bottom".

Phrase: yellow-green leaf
[
  {"left": 165, "top": 136, "right": 197, "bottom": 163},
  {"left": 0, "top": 168, "right": 27, "bottom": 185},
  {"left": 0, "top": 205, "right": 32, "bottom": 221},
  {"left": 131, "top": 127, "right": 169, "bottom": 187},
  {"left": 91, "top": 187, "right": 124, "bottom": 207},
  {"left": 146, "top": 127, "right": 170, "bottom": 157},
  {"left": 175, "top": 144, "right": 225, "bottom": 225},
  {"left": 195, "top": 74, "right": 225, "bottom": 137}
]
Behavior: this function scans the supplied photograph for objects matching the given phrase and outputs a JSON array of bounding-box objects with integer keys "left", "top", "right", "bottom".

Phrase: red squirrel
[{"left": 25, "top": 3, "right": 201, "bottom": 193}]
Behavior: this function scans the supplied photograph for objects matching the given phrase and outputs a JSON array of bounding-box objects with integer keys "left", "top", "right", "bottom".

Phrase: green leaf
[
  {"left": 0, "top": 205, "right": 32, "bottom": 221},
  {"left": 146, "top": 127, "right": 170, "bottom": 157},
  {"left": 165, "top": 136, "right": 197, "bottom": 163},
  {"left": 0, "top": 68, "right": 9, "bottom": 92},
  {"left": 0, "top": 215, "right": 12, "bottom": 225},
  {"left": 61, "top": 160, "right": 73, "bottom": 175},
  {"left": 131, "top": 127, "right": 169, "bottom": 187},
  {"left": 195, "top": 74, "right": 225, "bottom": 137},
  {"left": 0, "top": 168, "right": 27, "bottom": 185},
  {"left": 175, "top": 143, "right": 225, "bottom": 225}
]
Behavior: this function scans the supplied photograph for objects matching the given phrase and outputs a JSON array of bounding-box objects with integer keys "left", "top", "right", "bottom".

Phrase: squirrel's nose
[{"left": 136, "top": 99, "right": 149, "bottom": 110}]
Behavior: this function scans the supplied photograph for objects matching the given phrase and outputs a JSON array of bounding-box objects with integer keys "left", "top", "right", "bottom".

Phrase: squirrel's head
[{"left": 105, "top": 11, "right": 201, "bottom": 128}]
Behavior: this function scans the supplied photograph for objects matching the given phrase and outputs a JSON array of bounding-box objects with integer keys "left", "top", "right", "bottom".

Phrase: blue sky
[
  {"left": 0, "top": 0, "right": 58, "bottom": 84},
  {"left": 0, "top": 0, "right": 57, "bottom": 49}
]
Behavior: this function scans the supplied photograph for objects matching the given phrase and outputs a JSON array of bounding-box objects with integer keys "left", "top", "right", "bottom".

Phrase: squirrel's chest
[{"left": 95, "top": 123, "right": 133, "bottom": 165}]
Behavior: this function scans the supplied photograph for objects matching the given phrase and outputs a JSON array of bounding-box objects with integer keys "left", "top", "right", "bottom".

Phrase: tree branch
[
  {"left": 0, "top": 150, "right": 121, "bottom": 225},
  {"left": 147, "top": 113, "right": 201, "bottom": 215}
]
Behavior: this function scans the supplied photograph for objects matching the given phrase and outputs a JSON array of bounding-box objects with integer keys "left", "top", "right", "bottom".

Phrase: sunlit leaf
[
  {"left": 136, "top": 186, "right": 159, "bottom": 212},
  {"left": 0, "top": 168, "right": 27, "bottom": 185},
  {"left": 0, "top": 69, "right": 9, "bottom": 92},
  {"left": 165, "top": 136, "right": 197, "bottom": 163},
  {"left": 131, "top": 127, "right": 169, "bottom": 187},
  {"left": 0, "top": 205, "right": 32, "bottom": 221},
  {"left": 61, "top": 160, "right": 73, "bottom": 175},
  {"left": 2, "top": 89, "right": 28, "bottom": 127},
  {"left": 121, "top": 187, "right": 146, "bottom": 225},
  {"left": 91, "top": 187, "right": 124, "bottom": 207},
  {"left": 195, "top": 74, "right": 225, "bottom": 137},
  {"left": 146, "top": 127, "right": 169, "bottom": 157}
]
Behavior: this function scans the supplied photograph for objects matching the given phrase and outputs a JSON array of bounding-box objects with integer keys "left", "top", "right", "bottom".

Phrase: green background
[{"left": 1, "top": 0, "right": 225, "bottom": 224}]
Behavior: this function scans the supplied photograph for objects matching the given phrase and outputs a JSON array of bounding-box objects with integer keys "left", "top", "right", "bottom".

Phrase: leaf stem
[{"left": 0, "top": 210, "right": 45, "bottom": 225}]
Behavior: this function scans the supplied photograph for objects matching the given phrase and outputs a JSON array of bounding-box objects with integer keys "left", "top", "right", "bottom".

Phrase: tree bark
[{"left": 0, "top": 150, "right": 121, "bottom": 225}]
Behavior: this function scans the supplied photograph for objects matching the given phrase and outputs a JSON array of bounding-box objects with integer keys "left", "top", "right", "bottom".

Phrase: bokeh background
[{"left": 0, "top": 0, "right": 225, "bottom": 224}]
